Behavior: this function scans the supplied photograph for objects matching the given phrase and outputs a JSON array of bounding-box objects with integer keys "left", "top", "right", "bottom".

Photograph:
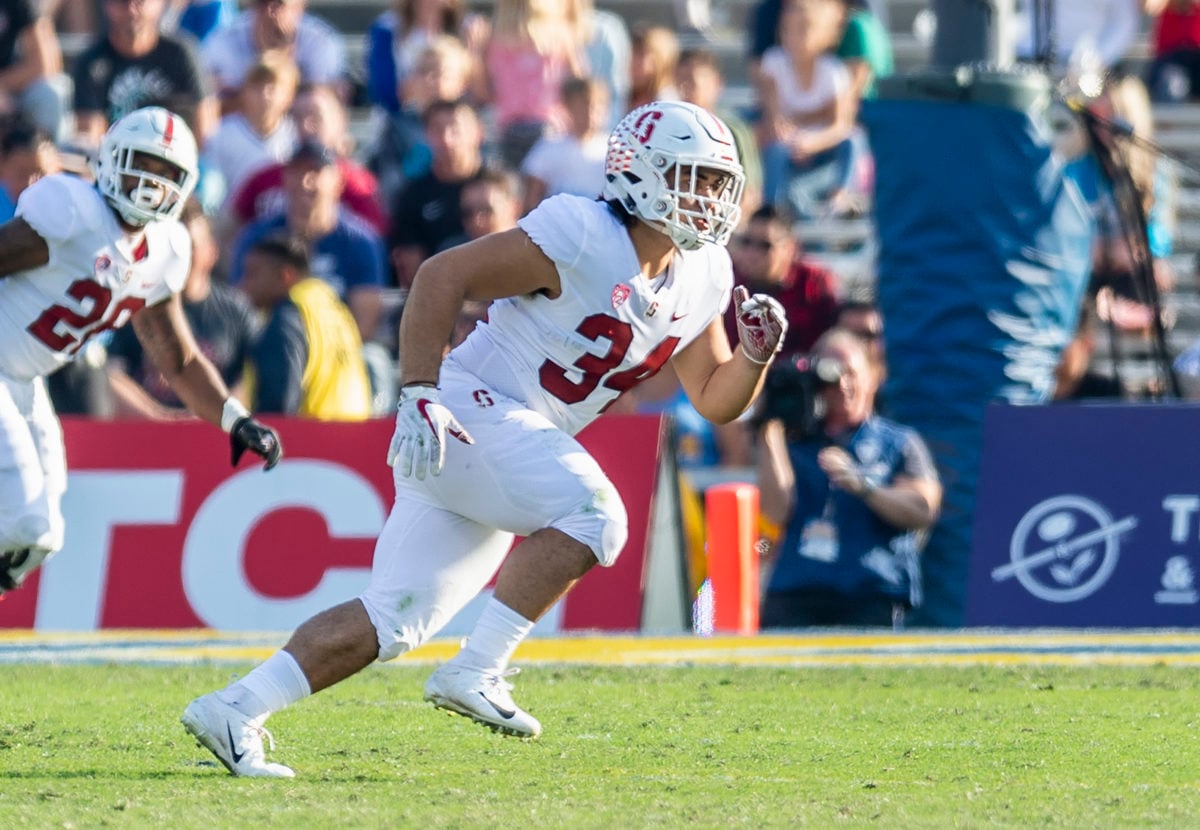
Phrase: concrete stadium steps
[
  {"left": 1154, "top": 106, "right": 1200, "bottom": 173},
  {"left": 1164, "top": 122, "right": 1200, "bottom": 358}
]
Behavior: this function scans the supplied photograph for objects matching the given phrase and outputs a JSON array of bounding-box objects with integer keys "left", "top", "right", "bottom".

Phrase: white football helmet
[
  {"left": 603, "top": 101, "right": 745, "bottom": 251},
  {"left": 94, "top": 106, "right": 198, "bottom": 226}
]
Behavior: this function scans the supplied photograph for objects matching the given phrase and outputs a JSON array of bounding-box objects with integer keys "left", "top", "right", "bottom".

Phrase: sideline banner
[
  {"left": 863, "top": 80, "right": 1092, "bottom": 628},
  {"left": 968, "top": 404, "right": 1200, "bottom": 626},
  {"left": 0, "top": 415, "right": 662, "bottom": 632}
]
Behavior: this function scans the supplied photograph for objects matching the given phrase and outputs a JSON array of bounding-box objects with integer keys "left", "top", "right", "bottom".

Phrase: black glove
[{"left": 230, "top": 417, "right": 282, "bottom": 470}]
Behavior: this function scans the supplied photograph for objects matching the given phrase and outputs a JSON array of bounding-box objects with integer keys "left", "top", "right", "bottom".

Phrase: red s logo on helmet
[{"left": 632, "top": 109, "right": 663, "bottom": 144}]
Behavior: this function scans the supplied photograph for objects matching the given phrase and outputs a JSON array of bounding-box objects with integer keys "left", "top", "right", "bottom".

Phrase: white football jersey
[
  {"left": 450, "top": 194, "right": 733, "bottom": 436},
  {"left": 0, "top": 174, "right": 190, "bottom": 381}
]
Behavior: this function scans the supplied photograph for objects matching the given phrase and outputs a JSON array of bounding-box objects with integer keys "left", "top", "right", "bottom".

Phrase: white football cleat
[
  {"left": 181, "top": 693, "right": 295, "bottom": 778},
  {"left": 423, "top": 664, "right": 542, "bottom": 738}
]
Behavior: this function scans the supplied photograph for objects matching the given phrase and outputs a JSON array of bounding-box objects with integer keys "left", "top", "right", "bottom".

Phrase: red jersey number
[
  {"left": 27, "top": 278, "right": 147, "bottom": 355},
  {"left": 538, "top": 313, "right": 679, "bottom": 405}
]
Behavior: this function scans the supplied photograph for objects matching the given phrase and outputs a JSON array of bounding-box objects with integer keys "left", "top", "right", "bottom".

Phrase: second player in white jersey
[
  {"left": 0, "top": 107, "right": 282, "bottom": 598},
  {"left": 0, "top": 174, "right": 190, "bottom": 381},
  {"left": 181, "top": 101, "right": 789, "bottom": 778}
]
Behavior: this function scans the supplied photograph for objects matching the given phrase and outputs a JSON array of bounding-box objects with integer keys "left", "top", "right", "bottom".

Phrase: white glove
[
  {"left": 387, "top": 386, "right": 474, "bottom": 479},
  {"left": 734, "top": 285, "right": 788, "bottom": 364}
]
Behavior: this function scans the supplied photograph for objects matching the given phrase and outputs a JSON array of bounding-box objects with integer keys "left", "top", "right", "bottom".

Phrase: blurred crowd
[
  {"left": 6, "top": 0, "right": 1196, "bottom": 409},
  {"left": 5, "top": 0, "right": 1200, "bottom": 625},
  {"left": 0, "top": 0, "right": 902, "bottom": 422},
  {"left": 0, "top": 0, "right": 899, "bottom": 423}
]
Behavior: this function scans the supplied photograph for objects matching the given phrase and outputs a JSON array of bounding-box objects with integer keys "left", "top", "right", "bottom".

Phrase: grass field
[{"left": 1, "top": 650, "right": 1198, "bottom": 828}]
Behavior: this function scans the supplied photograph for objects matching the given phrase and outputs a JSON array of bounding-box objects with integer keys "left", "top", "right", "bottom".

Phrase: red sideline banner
[{"left": 0, "top": 414, "right": 662, "bottom": 633}]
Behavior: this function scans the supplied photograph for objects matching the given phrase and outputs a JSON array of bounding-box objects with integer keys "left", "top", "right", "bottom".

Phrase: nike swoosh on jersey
[{"left": 671, "top": 312, "right": 689, "bottom": 321}]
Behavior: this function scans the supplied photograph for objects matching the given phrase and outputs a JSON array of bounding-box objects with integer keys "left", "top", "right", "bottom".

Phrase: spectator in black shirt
[
  {"left": 388, "top": 98, "right": 487, "bottom": 288},
  {"left": 72, "top": 0, "right": 216, "bottom": 148}
]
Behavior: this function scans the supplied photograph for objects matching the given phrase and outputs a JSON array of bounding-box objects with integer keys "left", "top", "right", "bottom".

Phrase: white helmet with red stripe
[
  {"left": 94, "top": 106, "right": 198, "bottom": 226},
  {"left": 603, "top": 101, "right": 745, "bottom": 251}
]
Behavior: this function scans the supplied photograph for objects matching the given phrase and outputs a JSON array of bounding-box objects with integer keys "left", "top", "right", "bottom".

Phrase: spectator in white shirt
[
  {"left": 758, "top": 0, "right": 862, "bottom": 218},
  {"left": 203, "top": 51, "right": 300, "bottom": 206},
  {"left": 202, "top": 0, "right": 345, "bottom": 108},
  {"left": 520, "top": 77, "right": 609, "bottom": 214}
]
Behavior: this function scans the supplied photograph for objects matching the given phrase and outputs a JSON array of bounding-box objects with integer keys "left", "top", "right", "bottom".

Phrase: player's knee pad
[
  {"left": 550, "top": 483, "right": 629, "bottom": 568},
  {"left": 359, "top": 588, "right": 450, "bottom": 663}
]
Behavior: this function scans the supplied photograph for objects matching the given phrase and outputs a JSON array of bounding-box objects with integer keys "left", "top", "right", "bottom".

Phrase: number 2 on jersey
[
  {"left": 538, "top": 313, "right": 679, "bottom": 404},
  {"left": 27, "top": 278, "right": 146, "bottom": 355}
]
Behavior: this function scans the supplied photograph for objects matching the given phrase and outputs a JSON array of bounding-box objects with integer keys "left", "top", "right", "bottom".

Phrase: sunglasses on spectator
[{"left": 735, "top": 236, "right": 778, "bottom": 252}]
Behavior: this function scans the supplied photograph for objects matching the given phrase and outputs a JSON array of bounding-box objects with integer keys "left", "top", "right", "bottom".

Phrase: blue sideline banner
[
  {"left": 863, "top": 88, "right": 1092, "bottom": 627},
  {"left": 968, "top": 404, "right": 1200, "bottom": 626}
]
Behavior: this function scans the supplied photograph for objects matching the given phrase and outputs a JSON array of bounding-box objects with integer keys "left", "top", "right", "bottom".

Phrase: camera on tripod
[{"left": 754, "top": 353, "right": 845, "bottom": 440}]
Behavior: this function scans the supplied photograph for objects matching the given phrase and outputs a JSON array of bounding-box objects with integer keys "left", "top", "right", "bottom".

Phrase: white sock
[
  {"left": 216, "top": 651, "right": 312, "bottom": 720},
  {"left": 454, "top": 598, "right": 534, "bottom": 674}
]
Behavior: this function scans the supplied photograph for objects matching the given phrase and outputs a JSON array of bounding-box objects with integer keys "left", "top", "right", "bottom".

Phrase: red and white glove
[
  {"left": 387, "top": 386, "right": 474, "bottom": 479},
  {"left": 734, "top": 285, "right": 788, "bottom": 364}
]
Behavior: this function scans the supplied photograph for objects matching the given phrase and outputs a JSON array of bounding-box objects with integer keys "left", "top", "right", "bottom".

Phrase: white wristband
[
  {"left": 221, "top": 397, "right": 250, "bottom": 433},
  {"left": 739, "top": 342, "right": 774, "bottom": 365}
]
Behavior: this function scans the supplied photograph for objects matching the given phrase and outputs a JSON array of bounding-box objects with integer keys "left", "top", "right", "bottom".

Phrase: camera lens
[{"left": 814, "top": 358, "right": 844, "bottom": 384}]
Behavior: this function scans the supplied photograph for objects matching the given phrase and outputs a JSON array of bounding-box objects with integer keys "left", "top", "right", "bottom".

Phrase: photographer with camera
[{"left": 756, "top": 327, "right": 941, "bottom": 629}]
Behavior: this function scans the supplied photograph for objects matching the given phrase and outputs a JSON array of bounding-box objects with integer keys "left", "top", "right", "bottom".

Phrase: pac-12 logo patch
[{"left": 612, "top": 284, "right": 631, "bottom": 308}]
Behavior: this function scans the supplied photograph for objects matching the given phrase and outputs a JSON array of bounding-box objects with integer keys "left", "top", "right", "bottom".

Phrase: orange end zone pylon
[{"left": 704, "top": 482, "right": 760, "bottom": 634}]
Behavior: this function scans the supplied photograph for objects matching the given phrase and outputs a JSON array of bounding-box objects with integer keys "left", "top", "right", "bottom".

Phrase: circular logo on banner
[{"left": 992, "top": 495, "right": 1139, "bottom": 603}]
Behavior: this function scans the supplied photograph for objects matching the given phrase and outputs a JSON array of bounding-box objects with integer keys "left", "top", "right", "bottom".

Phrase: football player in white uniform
[
  {"left": 0, "top": 106, "right": 282, "bottom": 595},
  {"left": 182, "top": 101, "right": 786, "bottom": 777}
]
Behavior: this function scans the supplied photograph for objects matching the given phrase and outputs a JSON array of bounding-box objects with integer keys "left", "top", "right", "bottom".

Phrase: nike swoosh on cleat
[
  {"left": 227, "top": 723, "right": 246, "bottom": 764},
  {"left": 478, "top": 692, "right": 516, "bottom": 719}
]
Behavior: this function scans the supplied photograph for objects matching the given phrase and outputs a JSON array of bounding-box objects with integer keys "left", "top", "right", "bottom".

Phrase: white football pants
[
  {"left": 361, "top": 363, "right": 628, "bottom": 660},
  {"left": 0, "top": 373, "right": 66, "bottom": 556}
]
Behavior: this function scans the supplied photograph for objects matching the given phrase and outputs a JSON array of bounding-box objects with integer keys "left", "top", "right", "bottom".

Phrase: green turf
[{"left": 0, "top": 662, "right": 1197, "bottom": 828}]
